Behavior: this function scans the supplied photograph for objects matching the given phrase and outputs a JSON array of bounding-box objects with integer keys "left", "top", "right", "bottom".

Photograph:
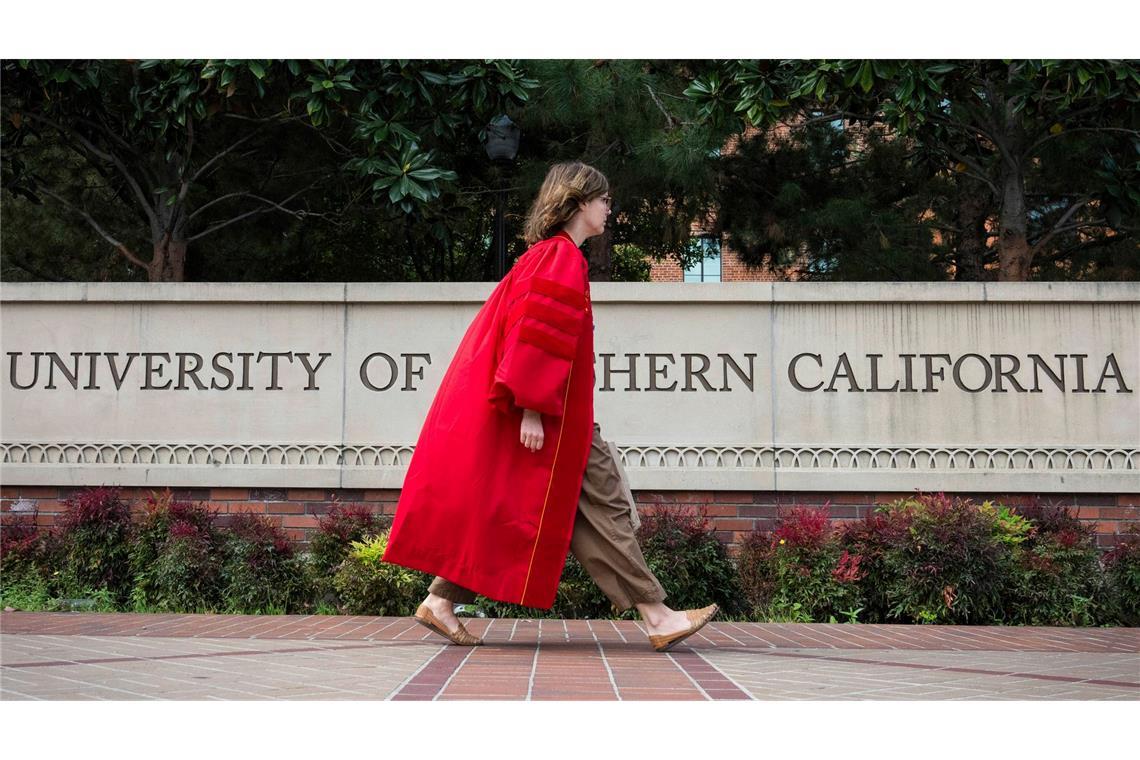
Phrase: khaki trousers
[{"left": 429, "top": 421, "right": 667, "bottom": 612}]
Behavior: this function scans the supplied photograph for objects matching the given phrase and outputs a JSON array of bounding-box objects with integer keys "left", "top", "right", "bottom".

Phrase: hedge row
[{"left": 1, "top": 487, "right": 1137, "bottom": 626}]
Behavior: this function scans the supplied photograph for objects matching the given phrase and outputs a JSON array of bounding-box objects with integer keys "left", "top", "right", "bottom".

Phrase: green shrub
[
  {"left": 1, "top": 521, "right": 118, "bottom": 613},
  {"left": 129, "top": 490, "right": 223, "bottom": 613},
  {"left": 739, "top": 505, "right": 866, "bottom": 623},
  {"left": 475, "top": 505, "right": 742, "bottom": 620},
  {"left": 552, "top": 554, "right": 624, "bottom": 618},
  {"left": 0, "top": 571, "right": 55, "bottom": 610},
  {"left": 1, "top": 510, "right": 56, "bottom": 610},
  {"left": 333, "top": 532, "right": 430, "bottom": 616},
  {"left": 219, "top": 513, "right": 306, "bottom": 614},
  {"left": 842, "top": 493, "right": 1020, "bottom": 624},
  {"left": 839, "top": 506, "right": 910, "bottom": 623},
  {"left": 55, "top": 486, "right": 134, "bottom": 607},
  {"left": 1101, "top": 528, "right": 1140, "bottom": 626},
  {"left": 306, "top": 504, "right": 390, "bottom": 608},
  {"left": 471, "top": 553, "right": 615, "bottom": 620},
  {"left": 637, "top": 507, "right": 742, "bottom": 615},
  {"left": 1, "top": 508, "right": 42, "bottom": 590},
  {"left": 1008, "top": 505, "right": 1104, "bottom": 626}
]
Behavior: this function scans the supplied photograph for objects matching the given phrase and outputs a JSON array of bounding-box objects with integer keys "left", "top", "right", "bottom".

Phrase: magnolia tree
[{"left": 1, "top": 59, "right": 535, "bottom": 281}]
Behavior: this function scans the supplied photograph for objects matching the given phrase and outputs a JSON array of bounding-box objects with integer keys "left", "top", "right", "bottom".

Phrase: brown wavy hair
[{"left": 522, "top": 161, "right": 609, "bottom": 246}]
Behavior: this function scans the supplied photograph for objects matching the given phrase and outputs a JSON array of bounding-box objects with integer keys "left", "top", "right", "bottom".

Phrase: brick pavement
[{"left": 1, "top": 612, "right": 1136, "bottom": 701}]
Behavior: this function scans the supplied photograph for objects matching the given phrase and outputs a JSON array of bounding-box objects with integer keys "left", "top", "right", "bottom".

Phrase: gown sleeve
[{"left": 488, "top": 240, "right": 589, "bottom": 417}]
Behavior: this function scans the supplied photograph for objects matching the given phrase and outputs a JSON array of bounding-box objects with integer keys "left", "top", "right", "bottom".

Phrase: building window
[
  {"left": 808, "top": 110, "right": 845, "bottom": 133},
  {"left": 684, "top": 236, "right": 721, "bottom": 282}
]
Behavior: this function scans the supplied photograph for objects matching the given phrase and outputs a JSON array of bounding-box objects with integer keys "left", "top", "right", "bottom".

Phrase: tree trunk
[
  {"left": 953, "top": 184, "right": 991, "bottom": 282},
  {"left": 149, "top": 186, "right": 189, "bottom": 281},
  {"left": 997, "top": 159, "right": 1032, "bottom": 281},
  {"left": 149, "top": 235, "right": 188, "bottom": 282},
  {"left": 995, "top": 78, "right": 1032, "bottom": 283}
]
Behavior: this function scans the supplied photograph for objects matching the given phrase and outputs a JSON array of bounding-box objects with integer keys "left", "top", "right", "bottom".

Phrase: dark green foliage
[
  {"left": 474, "top": 506, "right": 741, "bottom": 620},
  {"left": 513, "top": 60, "right": 728, "bottom": 275},
  {"left": 610, "top": 243, "right": 653, "bottom": 283},
  {"left": 138, "top": 531, "right": 220, "bottom": 613},
  {"left": 636, "top": 507, "right": 742, "bottom": 615},
  {"left": 1101, "top": 528, "right": 1140, "bottom": 626},
  {"left": 717, "top": 123, "right": 951, "bottom": 281},
  {"left": 128, "top": 490, "right": 223, "bottom": 613},
  {"left": 737, "top": 506, "right": 866, "bottom": 623},
  {"left": 1, "top": 59, "right": 534, "bottom": 282},
  {"left": 740, "top": 494, "right": 1123, "bottom": 626},
  {"left": 331, "top": 532, "right": 430, "bottom": 616},
  {"left": 685, "top": 59, "right": 1140, "bottom": 281},
  {"left": 55, "top": 486, "right": 134, "bottom": 607},
  {"left": 0, "top": 507, "right": 54, "bottom": 608},
  {"left": 1, "top": 508, "right": 41, "bottom": 582},
  {"left": 218, "top": 513, "right": 306, "bottom": 614},
  {"left": 1007, "top": 505, "right": 1105, "bottom": 626},
  {"left": 308, "top": 504, "right": 390, "bottom": 577},
  {"left": 840, "top": 494, "right": 1022, "bottom": 624},
  {"left": 304, "top": 503, "right": 390, "bottom": 609},
  {"left": 472, "top": 554, "right": 618, "bottom": 621},
  {"left": 2, "top": 485, "right": 1135, "bottom": 626},
  {"left": 5, "top": 59, "right": 1137, "bottom": 284},
  {"left": 884, "top": 495, "right": 1015, "bottom": 624}
]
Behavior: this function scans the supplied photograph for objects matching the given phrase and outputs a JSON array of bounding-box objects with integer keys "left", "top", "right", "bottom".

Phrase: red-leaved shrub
[{"left": 56, "top": 486, "right": 134, "bottom": 605}]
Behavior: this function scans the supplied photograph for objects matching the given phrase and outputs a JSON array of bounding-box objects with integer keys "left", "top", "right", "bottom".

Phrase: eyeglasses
[{"left": 598, "top": 194, "right": 613, "bottom": 208}]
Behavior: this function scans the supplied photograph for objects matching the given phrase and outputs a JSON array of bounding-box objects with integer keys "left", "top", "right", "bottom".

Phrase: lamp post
[{"left": 483, "top": 115, "right": 521, "bottom": 281}]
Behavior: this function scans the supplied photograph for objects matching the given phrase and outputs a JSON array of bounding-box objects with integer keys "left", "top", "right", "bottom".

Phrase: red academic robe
[{"left": 382, "top": 229, "right": 594, "bottom": 609}]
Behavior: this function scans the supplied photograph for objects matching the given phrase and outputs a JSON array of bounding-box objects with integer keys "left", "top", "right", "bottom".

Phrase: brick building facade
[{"left": 644, "top": 123, "right": 812, "bottom": 283}]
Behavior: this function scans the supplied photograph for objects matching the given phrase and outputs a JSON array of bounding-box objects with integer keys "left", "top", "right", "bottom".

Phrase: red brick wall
[
  {"left": 643, "top": 118, "right": 840, "bottom": 283},
  {"left": 647, "top": 242, "right": 805, "bottom": 283},
  {"left": 3, "top": 485, "right": 1136, "bottom": 556}
]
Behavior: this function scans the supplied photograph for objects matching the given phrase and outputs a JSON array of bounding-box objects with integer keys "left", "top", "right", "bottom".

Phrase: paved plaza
[{"left": 0, "top": 612, "right": 1136, "bottom": 701}]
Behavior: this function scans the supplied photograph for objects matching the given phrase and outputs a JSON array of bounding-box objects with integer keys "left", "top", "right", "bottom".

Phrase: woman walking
[{"left": 382, "top": 161, "right": 718, "bottom": 651}]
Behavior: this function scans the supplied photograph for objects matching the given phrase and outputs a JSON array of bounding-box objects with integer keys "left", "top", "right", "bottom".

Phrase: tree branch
[
  {"left": 182, "top": 116, "right": 195, "bottom": 180},
  {"left": 1024, "top": 102, "right": 1108, "bottom": 145},
  {"left": 1029, "top": 196, "right": 1093, "bottom": 255},
  {"left": 2, "top": 254, "right": 67, "bottom": 281},
  {"left": 73, "top": 115, "right": 142, "bottom": 161},
  {"left": 1041, "top": 231, "right": 1132, "bottom": 262},
  {"left": 1039, "top": 220, "right": 1108, "bottom": 236},
  {"left": 1024, "top": 126, "right": 1140, "bottom": 159},
  {"left": 645, "top": 83, "right": 680, "bottom": 130},
  {"left": 24, "top": 113, "right": 159, "bottom": 231},
  {"left": 592, "top": 139, "right": 621, "bottom": 162},
  {"left": 36, "top": 186, "right": 150, "bottom": 270},
  {"left": 186, "top": 206, "right": 274, "bottom": 242},
  {"left": 951, "top": 96, "right": 1001, "bottom": 143},
  {"left": 186, "top": 182, "right": 319, "bottom": 242},
  {"left": 189, "top": 116, "right": 292, "bottom": 184},
  {"left": 161, "top": 117, "right": 200, "bottom": 238},
  {"left": 942, "top": 146, "right": 1000, "bottom": 196},
  {"left": 917, "top": 109, "right": 1000, "bottom": 146},
  {"left": 186, "top": 191, "right": 255, "bottom": 222}
]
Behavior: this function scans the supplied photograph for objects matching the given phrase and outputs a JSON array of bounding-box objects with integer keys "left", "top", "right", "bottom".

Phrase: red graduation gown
[{"left": 382, "top": 230, "right": 594, "bottom": 609}]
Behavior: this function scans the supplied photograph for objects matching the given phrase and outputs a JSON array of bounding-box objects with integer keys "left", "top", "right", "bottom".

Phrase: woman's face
[{"left": 576, "top": 192, "right": 613, "bottom": 238}]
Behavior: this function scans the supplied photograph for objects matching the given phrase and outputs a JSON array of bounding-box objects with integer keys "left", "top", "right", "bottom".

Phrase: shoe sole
[
  {"left": 650, "top": 605, "right": 719, "bottom": 652},
  {"left": 414, "top": 614, "right": 483, "bottom": 646}
]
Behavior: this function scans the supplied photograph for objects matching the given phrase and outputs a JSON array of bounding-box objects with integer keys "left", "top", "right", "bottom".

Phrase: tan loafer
[
  {"left": 648, "top": 603, "right": 719, "bottom": 652},
  {"left": 414, "top": 604, "right": 483, "bottom": 646}
]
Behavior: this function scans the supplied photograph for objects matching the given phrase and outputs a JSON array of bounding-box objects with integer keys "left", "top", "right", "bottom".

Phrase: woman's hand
[{"left": 520, "top": 408, "right": 544, "bottom": 452}]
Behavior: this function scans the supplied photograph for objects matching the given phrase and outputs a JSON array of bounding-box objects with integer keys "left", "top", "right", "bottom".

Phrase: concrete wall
[{"left": 2, "top": 282, "right": 1137, "bottom": 492}]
